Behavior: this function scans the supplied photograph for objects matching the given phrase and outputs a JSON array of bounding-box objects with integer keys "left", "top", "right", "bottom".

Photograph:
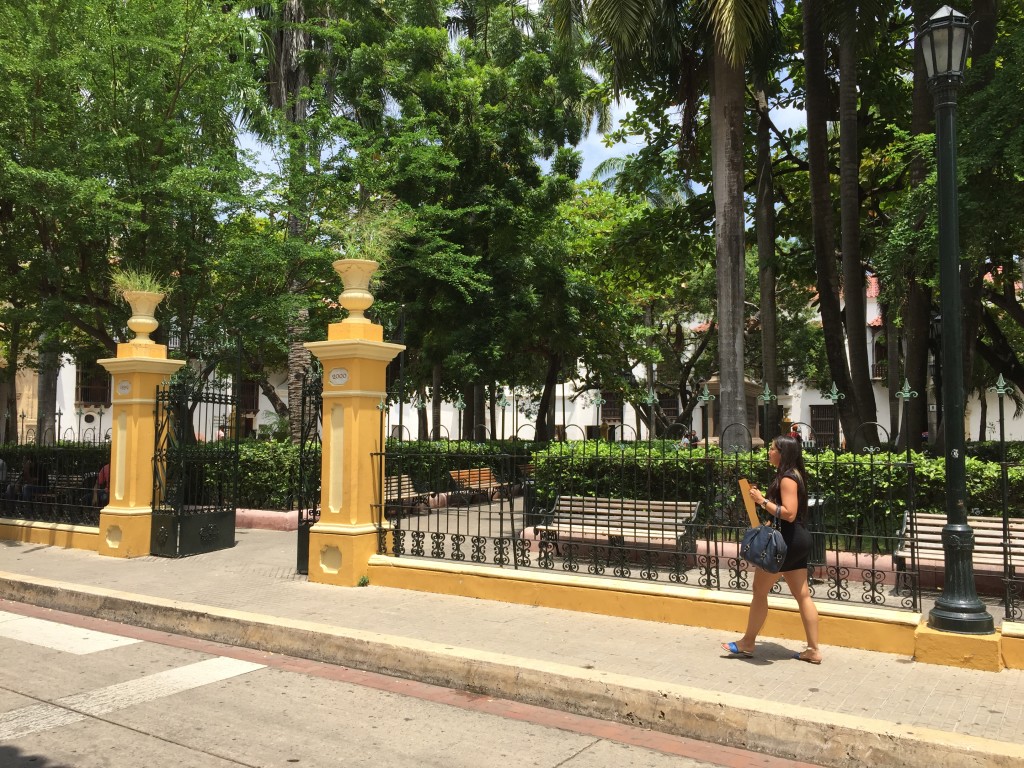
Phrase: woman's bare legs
[
  {"left": 730, "top": 567, "right": 779, "bottom": 653},
  {"left": 782, "top": 567, "right": 821, "bottom": 661}
]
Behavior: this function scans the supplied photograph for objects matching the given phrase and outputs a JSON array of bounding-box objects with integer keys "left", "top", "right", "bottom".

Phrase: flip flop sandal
[
  {"left": 793, "top": 649, "right": 822, "bottom": 664},
  {"left": 721, "top": 641, "right": 754, "bottom": 658}
]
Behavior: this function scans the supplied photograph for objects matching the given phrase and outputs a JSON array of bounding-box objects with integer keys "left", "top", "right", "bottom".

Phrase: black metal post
[
  {"left": 926, "top": 67, "right": 993, "bottom": 634},
  {"left": 560, "top": 373, "right": 566, "bottom": 440},
  {"left": 397, "top": 306, "right": 405, "bottom": 441}
]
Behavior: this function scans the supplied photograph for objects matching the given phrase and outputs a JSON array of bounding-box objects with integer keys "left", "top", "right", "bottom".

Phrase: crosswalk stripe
[
  {"left": 0, "top": 610, "right": 142, "bottom": 655},
  {"left": 0, "top": 657, "right": 264, "bottom": 741}
]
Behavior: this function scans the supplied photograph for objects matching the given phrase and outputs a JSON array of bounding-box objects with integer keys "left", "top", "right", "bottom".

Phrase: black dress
[{"left": 768, "top": 469, "right": 812, "bottom": 572}]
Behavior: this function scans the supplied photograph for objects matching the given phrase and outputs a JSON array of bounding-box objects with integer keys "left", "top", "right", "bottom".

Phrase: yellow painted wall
[
  {"left": 366, "top": 556, "right": 921, "bottom": 657},
  {"left": 0, "top": 519, "right": 98, "bottom": 551}
]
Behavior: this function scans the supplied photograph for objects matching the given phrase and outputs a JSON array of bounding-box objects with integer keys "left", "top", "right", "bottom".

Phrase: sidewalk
[{"left": 1, "top": 528, "right": 1022, "bottom": 767}]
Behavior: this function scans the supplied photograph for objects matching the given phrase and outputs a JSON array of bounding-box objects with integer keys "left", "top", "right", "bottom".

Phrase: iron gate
[
  {"left": 151, "top": 378, "right": 238, "bottom": 557},
  {"left": 296, "top": 364, "right": 322, "bottom": 574}
]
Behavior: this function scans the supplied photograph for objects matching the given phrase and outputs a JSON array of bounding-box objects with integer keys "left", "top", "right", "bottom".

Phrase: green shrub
[{"left": 235, "top": 439, "right": 301, "bottom": 509}]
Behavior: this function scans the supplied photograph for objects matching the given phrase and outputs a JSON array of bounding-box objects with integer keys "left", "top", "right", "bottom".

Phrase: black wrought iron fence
[
  {"left": 0, "top": 442, "right": 111, "bottom": 527},
  {"left": 295, "top": 363, "right": 322, "bottom": 575},
  {"left": 373, "top": 430, "right": 921, "bottom": 611},
  {"left": 151, "top": 378, "right": 238, "bottom": 557}
]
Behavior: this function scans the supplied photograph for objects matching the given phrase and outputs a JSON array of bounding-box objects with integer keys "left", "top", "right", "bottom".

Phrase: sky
[{"left": 239, "top": 98, "right": 808, "bottom": 187}]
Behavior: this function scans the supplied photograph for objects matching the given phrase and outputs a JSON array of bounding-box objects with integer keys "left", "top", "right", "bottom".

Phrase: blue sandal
[{"left": 721, "top": 641, "right": 753, "bottom": 658}]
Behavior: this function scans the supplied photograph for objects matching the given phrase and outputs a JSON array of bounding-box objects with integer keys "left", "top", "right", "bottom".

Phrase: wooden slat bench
[
  {"left": 895, "top": 512, "right": 1024, "bottom": 590},
  {"left": 383, "top": 475, "right": 429, "bottom": 520},
  {"left": 531, "top": 495, "right": 701, "bottom": 556},
  {"left": 449, "top": 467, "right": 509, "bottom": 505}
]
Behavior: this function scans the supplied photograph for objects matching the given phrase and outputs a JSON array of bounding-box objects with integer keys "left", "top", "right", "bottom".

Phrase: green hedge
[
  {"left": 226, "top": 438, "right": 1024, "bottom": 517},
  {"left": 528, "top": 442, "right": 1024, "bottom": 521},
  {"left": 235, "top": 440, "right": 301, "bottom": 509}
]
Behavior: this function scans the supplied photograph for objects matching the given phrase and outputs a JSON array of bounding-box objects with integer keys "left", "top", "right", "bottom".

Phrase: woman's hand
[{"left": 748, "top": 485, "right": 765, "bottom": 507}]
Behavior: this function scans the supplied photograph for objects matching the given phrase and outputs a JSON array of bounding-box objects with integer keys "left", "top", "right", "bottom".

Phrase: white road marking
[
  {"left": 0, "top": 610, "right": 142, "bottom": 654},
  {"left": 0, "top": 657, "right": 264, "bottom": 741}
]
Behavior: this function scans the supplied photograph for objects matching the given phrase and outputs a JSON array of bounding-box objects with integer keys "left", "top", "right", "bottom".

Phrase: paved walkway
[{"left": 1, "top": 529, "right": 1022, "bottom": 767}]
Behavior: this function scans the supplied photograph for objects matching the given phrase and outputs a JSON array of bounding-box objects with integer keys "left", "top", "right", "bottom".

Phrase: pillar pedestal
[
  {"left": 97, "top": 343, "right": 184, "bottom": 558},
  {"left": 304, "top": 307, "right": 403, "bottom": 585}
]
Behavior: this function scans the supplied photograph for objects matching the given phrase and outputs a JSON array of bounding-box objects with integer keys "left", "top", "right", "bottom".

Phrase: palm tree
[
  {"left": 248, "top": 0, "right": 315, "bottom": 442},
  {"left": 803, "top": 0, "right": 861, "bottom": 444},
  {"left": 556, "top": 0, "right": 770, "bottom": 448},
  {"left": 836, "top": 2, "right": 878, "bottom": 446}
]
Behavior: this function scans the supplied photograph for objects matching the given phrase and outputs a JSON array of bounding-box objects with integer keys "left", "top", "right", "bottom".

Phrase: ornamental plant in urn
[
  {"left": 110, "top": 268, "right": 170, "bottom": 344},
  {"left": 330, "top": 201, "right": 406, "bottom": 322}
]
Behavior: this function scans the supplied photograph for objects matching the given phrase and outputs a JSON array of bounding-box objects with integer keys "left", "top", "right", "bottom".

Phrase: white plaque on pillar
[
  {"left": 117, "top": 380, "right": 131, "bottom": 396},
  {"left": 329, "top": 368, "right": 350, "bottom": 387}
]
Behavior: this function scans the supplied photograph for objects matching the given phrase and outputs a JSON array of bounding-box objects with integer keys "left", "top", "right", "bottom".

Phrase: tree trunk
[
  {"left": 977, "top": 391, "right": 987, "bottom": 441},
  {"left": 754, "top": 85, "right": 781, "bottom": 443},
  {"left": 535, "top": 354, "right": 560, "bottom": 442},
  {"left": 1, "top": 322, "right": 21, "bottom": 445},
  {"left": 417, "top": 386, "right": 428, "bottom": 440},
  {"left": 471, "top": 383, "right": 484, "bottom": 441},
  {"left": 257, "top": 377, "right": 289, "bottom": 417},
  {"left": 838, "top": 5, "right": 877, "bottom": 448},
  {"left": 0, "top": 376, "right": 9, "bottom": 445},
  {"left": 431, "top": 363, "right": 442, "bottom": 440},
  {"left": 709, "top": 48, "right": 748, "bottom": 451},
  {"left": 904, "top": 1, "right": 938, "bottom": 452},
  {"left": 804, "top": 0, "right": 856, "bottom": 442},
  {"left": 286, "top": 307, "right": 310, "bottom": 444},
  {"left": 960, "top": 1, "right": 998, "bottom": 401},
  {"left": 36, "top": 337, "right": 59, "bottom": 445},
  {"left": 272, "top": 0, "right": 313, "bottom": 445}
]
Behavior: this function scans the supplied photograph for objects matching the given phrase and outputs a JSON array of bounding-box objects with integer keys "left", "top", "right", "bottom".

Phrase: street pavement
[{"left": 1, "top": 528, "right": 1023, "bottom": 767}]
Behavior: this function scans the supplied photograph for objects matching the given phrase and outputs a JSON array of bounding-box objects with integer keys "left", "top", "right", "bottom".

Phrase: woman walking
[{"left": 722, "top": 434, "right": 822, "bottom": 663}]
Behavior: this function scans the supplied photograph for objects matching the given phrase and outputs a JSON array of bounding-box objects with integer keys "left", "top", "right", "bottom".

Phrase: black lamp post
[{"left": 918, "top": 6, "right": 993, "bottom": 634}]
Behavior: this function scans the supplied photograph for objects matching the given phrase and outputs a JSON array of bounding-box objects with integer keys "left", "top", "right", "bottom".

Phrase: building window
[
  {"left": 658, "top": 392, "right": 679, "bottom": 420},
  {"left": 809, "top": 404, "right": 836, "bottom": 449},
  {"left": 871, "top": 330, "right": 887, "bottom": 380},
  {"left": 239, "top": 380, "right": 260, "bottom": 414},
  {"left": 600, "top": 390, "right": 623, "bottom": 423},
  {"left": 76, "top": 362, "right": 111, "bottom": 406}
]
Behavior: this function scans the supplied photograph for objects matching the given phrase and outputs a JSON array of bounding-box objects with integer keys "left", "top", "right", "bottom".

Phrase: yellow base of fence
[
  {"left": 0, "top": 518, "right": 98, "bottom": 551},
  {"left": 98, "top": 509, "right": 152, "bottom": 559},
  {"left": 307, "top": 525, "right": 380, "bottom": 586},
  {"left": 367, "top": 555, "right": 921, "bottom": 656},
  {"left": 367, "top": 555, "right": 1024, "bottom": 672},
  {"left": 1001, "top": 623, "right": 1024, "bottom": 669},
  {"left": 913, "top": 623, "right": 1004, "bottom": 671}
]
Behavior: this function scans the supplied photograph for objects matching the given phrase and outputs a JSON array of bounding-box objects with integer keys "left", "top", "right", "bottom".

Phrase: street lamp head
[{"left": 918, "top": 6, "right": 972, "bottom": 82}]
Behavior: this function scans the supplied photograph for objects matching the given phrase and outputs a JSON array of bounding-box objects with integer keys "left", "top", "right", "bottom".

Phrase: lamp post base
[
  {"left": 927, "top": 524, "right": 995, "bottom": 634},
  {"left": 928, "top": 605, "right": 995, "bottom": 634}
]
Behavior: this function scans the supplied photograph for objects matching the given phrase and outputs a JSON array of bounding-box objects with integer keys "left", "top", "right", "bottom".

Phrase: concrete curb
[{"left": 1, "top": 571, "right": 1020, "bottom": 768}]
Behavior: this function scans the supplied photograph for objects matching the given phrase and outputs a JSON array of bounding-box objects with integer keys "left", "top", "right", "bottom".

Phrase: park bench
[
  {"left": 383, "top": 475, "right": 429, "bottom": 520},
  {"left": 45, "top": 473, "right": 89, "bottom": 505},
  {"left": 448, "top": 467, "right": 510, "bottom": 505},
  {"left": 894, "top": 511, "right": 1024, "bottom": 591},
  {"left": 531, "top": 495, "right": 700, "bottom": 557}
]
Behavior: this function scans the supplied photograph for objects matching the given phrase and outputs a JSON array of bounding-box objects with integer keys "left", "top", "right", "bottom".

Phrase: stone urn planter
[
  {"left": 333, "top": 258, "right": 378, "bottom": 322},
  {"left": 123, "top": 290, "right": 165, "bottom": 344}
]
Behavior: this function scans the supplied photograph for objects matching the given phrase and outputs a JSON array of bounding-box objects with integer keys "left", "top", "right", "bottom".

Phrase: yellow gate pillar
[
  {"left": 97, "top": 292, "right": 184, "bottom": 558},
  {"left": 305, "top": 259, "right": 403, "bottom": 586}
]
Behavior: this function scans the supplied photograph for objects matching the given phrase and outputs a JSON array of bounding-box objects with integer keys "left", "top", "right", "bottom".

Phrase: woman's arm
[
  {"left": 752, "top": 476, "right": 799, "bottom": 522},
  {"left": 773, "top": 476, "right": 799, "bottom": 522}
]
